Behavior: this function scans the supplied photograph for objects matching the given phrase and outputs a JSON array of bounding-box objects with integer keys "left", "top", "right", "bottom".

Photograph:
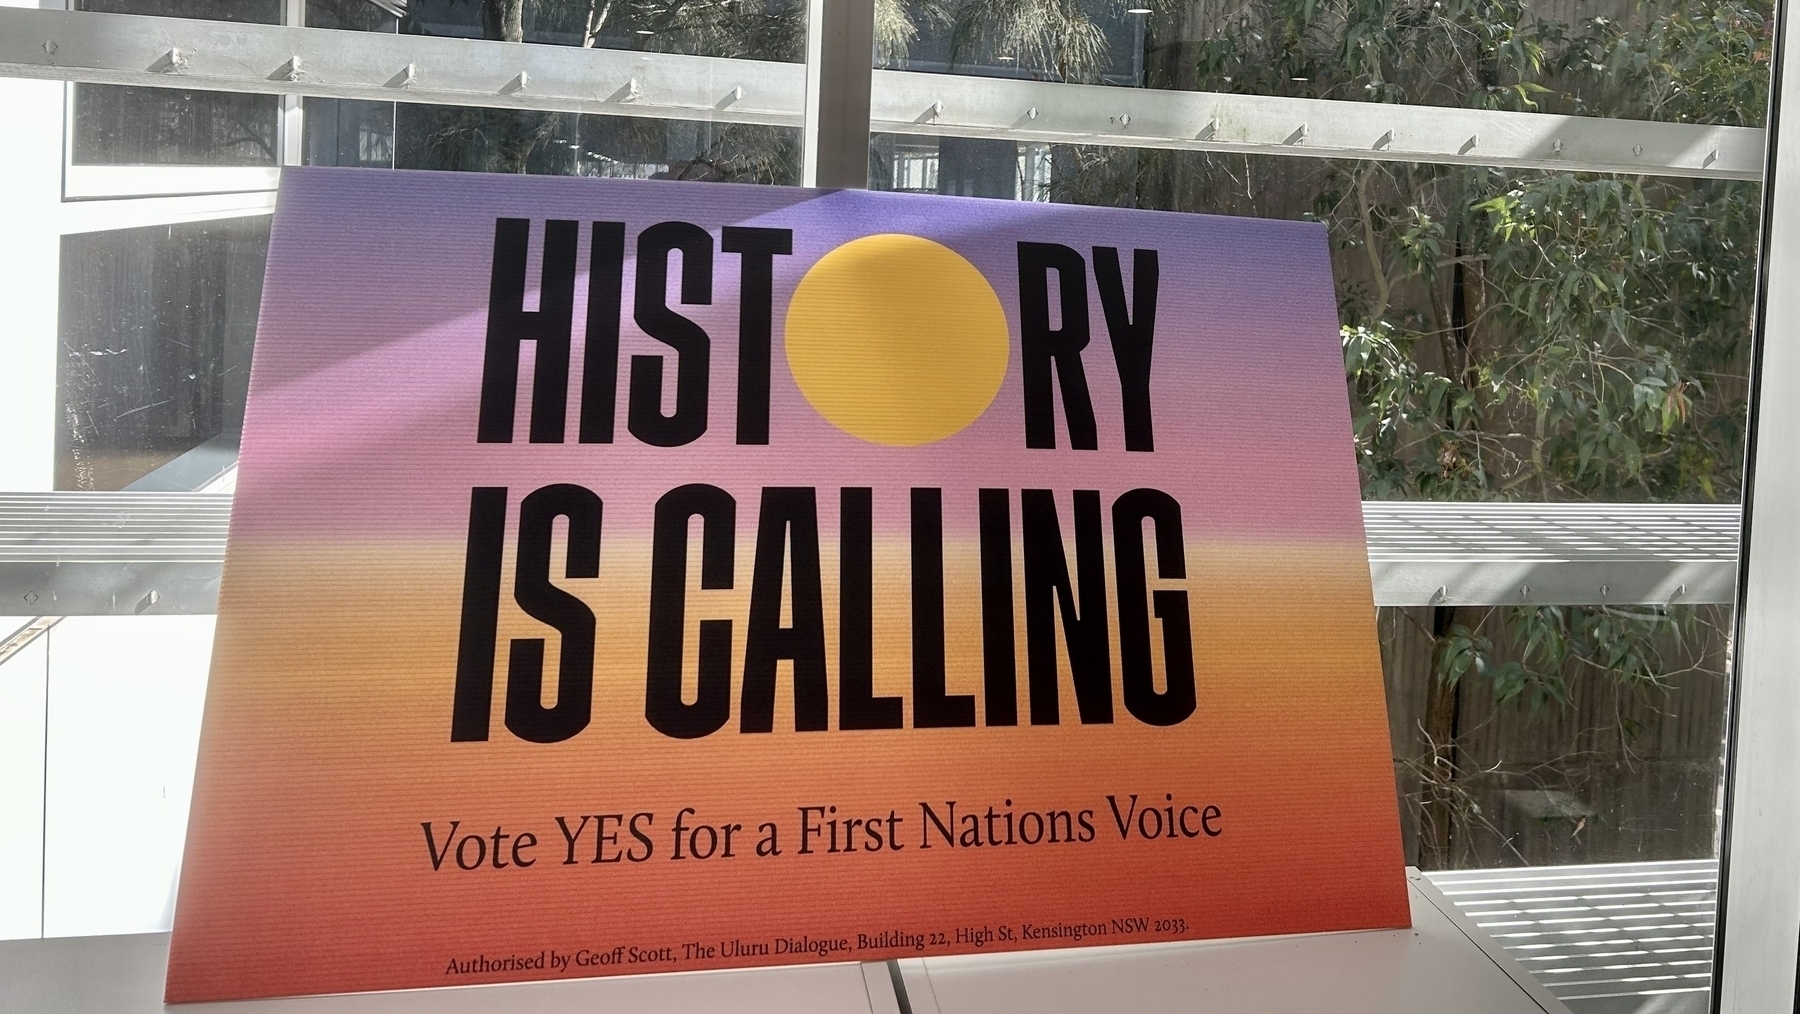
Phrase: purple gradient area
[{"left": 233, "top": 167, "right": 1362, "bottom": 543}]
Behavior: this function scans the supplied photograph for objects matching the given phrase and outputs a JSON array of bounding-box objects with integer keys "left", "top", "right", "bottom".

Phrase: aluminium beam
[
  {"left": 0, "top": 492, "right": 232, "bottom": 617},
  {"left": 0, "top": 495, "right": 1742, "bottom": 615},
  {"left": 0, "top": 7, "right": 805, "bottom": 127},
  {"left": 802, "top": 0, "right": 876, "bottom": 187},
  {"left": 1364, "top": 501, "right": 1740, "bottom": 607},
  {"left": 869, "top": 70, "right": 1765, "bottom": 181},
  {"left": 0, "top": 6, "right": 1766, "bottom": 181}
]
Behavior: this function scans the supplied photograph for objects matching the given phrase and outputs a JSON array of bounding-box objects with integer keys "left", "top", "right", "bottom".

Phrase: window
[
  {"left": 56, "top": 218, "right": 267, "bottom": 492},
  {"left": 78, "top": 0, "right": 281, "bottom": 23},
  {"left": 303, "top": 100, "right": 801, "bottom": 181},
  {"left": 868, "top": 16, "right": 1762, "bottom": 993},
  {"left": 65, "top": 0, "right": 286, "bottom": 195},
  {"left": 0, "top": 0, "right": 1786, "bottom": 1004},
  {"left": 876, "top": 0, "right": 1769, "bottom": 127},
  {"left": 73, "top": 85, "right": 279, "bottom": 166},
  {"left": 309, "top": 0, "right": 806, "bottom": 60}
]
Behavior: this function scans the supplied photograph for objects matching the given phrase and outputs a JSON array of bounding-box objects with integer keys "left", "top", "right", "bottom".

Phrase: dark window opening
[{"left": 57, "top": 218, "right": 269, "bottom": 491}]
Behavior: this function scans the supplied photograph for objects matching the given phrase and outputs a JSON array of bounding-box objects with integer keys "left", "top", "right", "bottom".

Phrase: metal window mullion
[
  {"left": 281, "top": 0, "right": 304, "bottom": 166},
  {"left": 801, "top": 0, "right": 874, "bottom": 188},
  {"left": 1714, "top": 0, "right": 1800, "bottom": 1006}
]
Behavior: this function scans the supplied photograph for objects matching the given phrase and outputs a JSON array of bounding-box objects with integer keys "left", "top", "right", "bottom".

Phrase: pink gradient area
[{"left": 233, "top": 168, "right": 1361, "bottom": 543}]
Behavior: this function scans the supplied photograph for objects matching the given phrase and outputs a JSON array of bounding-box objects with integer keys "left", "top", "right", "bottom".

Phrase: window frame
[{"left": 0, "top": 2, "right": 1794, "bottom": 1009}]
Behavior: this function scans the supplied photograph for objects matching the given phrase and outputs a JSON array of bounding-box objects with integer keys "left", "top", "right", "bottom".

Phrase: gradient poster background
[{"left": 166, "top": 167, "right": 1409, "bottom": 1003}]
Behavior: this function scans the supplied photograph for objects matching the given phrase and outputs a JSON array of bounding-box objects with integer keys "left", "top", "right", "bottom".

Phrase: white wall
[
  {"left": 0, "top": 615, "right": 218, "bottom": 942},
  {"left": 0, "top": 0, "right": 270, "bottom": 941},
  {"left": 0, "top": 65, "right": 65, "bottom": 493},
  {"left": 0, "top": 625, "right": 48, "bottom": 939},
  {"left": 40, "top": 616, "right": 214, "bottom": 938}
]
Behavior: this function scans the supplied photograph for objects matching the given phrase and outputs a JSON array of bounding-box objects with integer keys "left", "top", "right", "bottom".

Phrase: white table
[{"left": 0, "top": 870, "right": 1567, "bottom": 1014}]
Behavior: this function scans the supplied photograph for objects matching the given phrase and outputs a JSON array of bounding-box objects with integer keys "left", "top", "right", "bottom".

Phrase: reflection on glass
[
  {"left": 308, "top": 0, "right": 402, "bottom": 30},
  {"left": 304, "top": 99, "right": 398, "bottom": 167},
  {"left": 877, "top": 0, "right": 1771, "bottom": 126},
  {"left": 306, "top": 0, "right": 805, "bottom": 61},
  {"left": 870, "top": 135, "right": 1054, "bottom": 199},
  {"left": 876, "top": 0, "right": 1142, "bottom": 83},
  {"left": 56, "top": 219, "right": 268, "bottom": 492},
  {"left": 72, "top": 85, "right": 279, "bottom": 166},
  {"left": 77, "top": 0, "right": 280, "bottom": 23},
  {"left": 867, "top": 134, "right": 1029, "bottom": 197},
  {"left": 305, "top": 99, "right": 800, "bottom": 183}
]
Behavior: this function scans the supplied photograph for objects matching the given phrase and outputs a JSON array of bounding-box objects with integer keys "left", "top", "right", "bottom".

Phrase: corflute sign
[{"left": 167, "top": 168, "right": 1409, "bottom": 1002}]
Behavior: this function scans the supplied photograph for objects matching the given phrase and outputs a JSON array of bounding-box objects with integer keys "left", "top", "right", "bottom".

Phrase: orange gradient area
[{"left": 168, "top": 533, "right": 1405, "bottom": 1002}]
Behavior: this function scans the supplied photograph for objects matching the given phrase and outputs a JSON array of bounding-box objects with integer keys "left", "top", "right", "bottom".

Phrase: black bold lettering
[
  {"left": 422, "top": 821, "right": 459, "bottom": 870},
  {"left": 919, "top": 801, "right": 956, "bottom": 848},
  {"left": 629, "top": 222, "right": 713, "bottom": 447},
  {"left": 1112, "top": 488, "right": 1196, "bottom": 726},
  {"left": 839, "top": 488, "right": 902, "bottom": 730},
  {"left": 1017, "top": 242, "right": 1096, "bottom": 450},
  {"left": 912, "top": 488, "right": 974, "bottom": 727},
  {"left": 1021, "top": 489, "right": 1112, "bottom": 724},
  {"left": 646, "top": 484, "right": 736, "bottom": 739},
  {"left": 579, "top": 221, "right": 626, "bottom": 443},
  {"left": 1093, "top": 247, "right": 1158, "bottom": 452},
  {"left": 978, "top": 488, "right": 1017, "bottom": 726},
  {"left": 741, "top": 488, "right": 829, "bottom": 732},
  {"left": 478, "top": 218, "right": 577, "bottom": 444},
  {"left": 451, "top": 487, "right": 507, "bottom": 742},
  {"left": 505, "top": 483, "right": 601, "bottom": 743},
  {"left": 720, "top": 227, "right": 793, "bottom": 445}
]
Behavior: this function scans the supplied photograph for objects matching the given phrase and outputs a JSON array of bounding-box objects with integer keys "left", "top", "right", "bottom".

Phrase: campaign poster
[{"left": 166, "top": 168, "right": 1409, "bottom": 1002}]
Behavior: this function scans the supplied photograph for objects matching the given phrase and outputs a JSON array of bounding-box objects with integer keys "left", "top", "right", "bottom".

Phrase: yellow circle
[{"left": 785, "top": 234, "right": 1009, "bottom": 446}]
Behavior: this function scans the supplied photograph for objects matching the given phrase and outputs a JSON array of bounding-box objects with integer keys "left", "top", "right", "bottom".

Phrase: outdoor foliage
[{"left": 1027, "top": 0, "right": 1765, "bottom": 863}]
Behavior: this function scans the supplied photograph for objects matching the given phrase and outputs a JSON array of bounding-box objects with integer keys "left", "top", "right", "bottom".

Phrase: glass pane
[
  {"left": 69, "top": 0, "right": 281, "bottom": 168},
  {"left": 77, "top": 0, "right": 280, "bottom": 24},
  {"left": 306, "top": 0, "right": 400, "bottom": 31},
  {"left": 304, "top": 99, "right": 801, "bottom": 182},
  {"left": 308, "top": 0, "right": 806, "bottom": 61},
  {"left": 72, "top": 85, "right": 279, "bottom": 166},
  {"left": 302, "top": 98, "right": 396, "bottom": 167},
  {"left": 865, "top": 142, "right": 1749, "bottom": 1011},
  {"left": 1379, "top": 604, "right": 1730, "bottom": 865},
  {"left": 56, "top": 218, "right": 269, "bottom": 492},
  {"left": 871, "top": 144, "right": 1757, "bottom": 502},
  {"left": 876, "top": 0, "right": 1773, "bottom": 126}
]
